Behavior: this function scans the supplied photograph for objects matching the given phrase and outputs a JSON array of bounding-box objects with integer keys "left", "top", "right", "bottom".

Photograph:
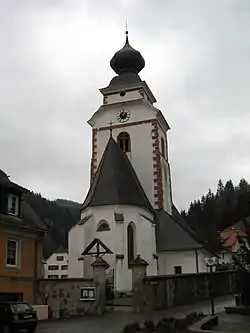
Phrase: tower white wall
[{"left": 90, "top": 99, "right": 172, "bottom": 211}]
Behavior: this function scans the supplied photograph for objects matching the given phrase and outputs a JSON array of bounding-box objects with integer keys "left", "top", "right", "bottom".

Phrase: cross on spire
[
  {"left": 125, "top": 21, "right": 128, "bottom": 43},
  {"left": 108, "top": 120, "right": 113, "bottom": 137}
]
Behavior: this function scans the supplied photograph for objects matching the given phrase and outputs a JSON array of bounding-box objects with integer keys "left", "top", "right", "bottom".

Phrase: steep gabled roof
[
  {"left": 55, "top": 245, "right": 68, "bottom": 254},
  {"left": 0, "top": 169, "right": 27, "bottom": 192},
  {"left": 81, "top": 137, "right": 153, "bottom": 212},
  {"left": 0, "top": 201, "right": 47, "bottom": 233},
  {"left": 155, "top": 206, "right": 204, "bottom": 251},
  {"left": 21, "top": 201, "right": 48, "bottom": 231},
  {"left": 221, "top": 229, "right": 247, "bottom": 248}
]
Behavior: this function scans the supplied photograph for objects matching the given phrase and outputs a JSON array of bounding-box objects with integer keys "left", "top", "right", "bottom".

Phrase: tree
[
  {"left": 25, "top": 192, "right": 81, "bottom": 258},
  {"left": 238, "top": 178, "right": 250, "bottom": 195},
  {"left": 224, "top": 180, "right": 236, "bottom": 206},
  {"left": 216, "top": 179, "right": 225, "bottom": 197},
  {"left": 183, "top": 177, "right": 250, "bottom": 252}
]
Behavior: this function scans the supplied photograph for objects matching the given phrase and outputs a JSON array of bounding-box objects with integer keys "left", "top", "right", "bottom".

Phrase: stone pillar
[
  {"left": 131, "top": 255, "right": 148, "bottom": 312},
  {"left": 91, "top": 257, "right": 109, "bottom": 315}
]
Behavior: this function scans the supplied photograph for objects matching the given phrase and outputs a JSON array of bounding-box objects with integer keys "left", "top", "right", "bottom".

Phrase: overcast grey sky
[{"left": 1, "top": 0, "right": 250, "bottom": 210}]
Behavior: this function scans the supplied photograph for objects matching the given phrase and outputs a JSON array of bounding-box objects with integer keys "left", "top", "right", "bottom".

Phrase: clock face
[{"left": 117, "top": 109, "right": 130, "bottom": 123}]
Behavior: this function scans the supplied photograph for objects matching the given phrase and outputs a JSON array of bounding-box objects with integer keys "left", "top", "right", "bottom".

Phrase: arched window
[
  {"left": 161, "top": 137, "right": 165, "bottom": 158},
  {"left": 97, "top": 220, "right": 110, "bottom": 231},
  {"left": 117, "top": 132, "right": 131, "bottom": 152},
  {"left": 127, "top": 222, "right": 136, "bottom": 265}
]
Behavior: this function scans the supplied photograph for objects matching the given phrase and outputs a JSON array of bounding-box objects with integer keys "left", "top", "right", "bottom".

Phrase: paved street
[
  {"left": 215, "top": 312, "right": 250, "bottom": 333},
  {"left": 37, "top": 296, "right": 234, "bottom": 333}
]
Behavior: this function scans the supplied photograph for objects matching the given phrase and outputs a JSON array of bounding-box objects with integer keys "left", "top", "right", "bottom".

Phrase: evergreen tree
[
  {"left": 216, "top": 179, "right": 225, "bottom": 197},
  {"left": 183, "top": 177, "right": 250, "bottom": 252},
  {"left": 224, "top": 179, "right": 235, "bottom": 206},
  {"left": 238, "top": 178, "right": 250, "bottom": 195}
]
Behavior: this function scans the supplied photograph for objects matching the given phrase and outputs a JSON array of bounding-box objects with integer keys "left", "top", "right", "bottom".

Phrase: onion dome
[{"left": 110, "top": 31, "right": 145, "bottom": 75}]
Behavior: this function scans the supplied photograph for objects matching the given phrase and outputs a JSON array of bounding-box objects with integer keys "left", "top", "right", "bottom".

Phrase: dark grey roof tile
[
  {"left": 0, "top": 169, "right": 28, "bottom": 192},
  {"left": 155, "top": 207, "right": 203, "bottom": 251},
  {"left": 81, "top": 137, "right": 153, "bottom": 212}
]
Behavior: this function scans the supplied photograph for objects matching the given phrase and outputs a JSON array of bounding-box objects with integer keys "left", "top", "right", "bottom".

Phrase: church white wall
[
  {"left": 68, "top": 205, "right": 157, "bottom": 292},
  {"left": 157, "top": 249, "right": 209, "bottom": 275},
  {"left": 68, "top": 215, "right": 94, "bottom": 278}
]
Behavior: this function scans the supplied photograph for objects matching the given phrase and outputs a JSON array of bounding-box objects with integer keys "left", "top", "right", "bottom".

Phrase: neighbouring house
[
  {"left": 68, "top": 32, "right": 211, "bottom": 292},
  {"left": 0, "top": 170, "right": 47, "bottom": 304},
  {"left": 220, "top": 225, "right": 249, "bottom": 264},
  {"left": 43, "top": 246, "right": 68, "bottom": 279}
]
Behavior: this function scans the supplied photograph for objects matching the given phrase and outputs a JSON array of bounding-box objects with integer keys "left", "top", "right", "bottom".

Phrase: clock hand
[{"left": 120, "top": 111, "right": 126, "bottom": 119}]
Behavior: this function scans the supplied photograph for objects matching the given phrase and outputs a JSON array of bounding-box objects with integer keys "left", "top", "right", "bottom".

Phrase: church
[{"left": 68, "top": 32, "right": 210, "bottom": 292}]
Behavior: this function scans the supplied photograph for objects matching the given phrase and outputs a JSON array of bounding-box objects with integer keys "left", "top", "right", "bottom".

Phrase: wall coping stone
[
  {"left": 144, "top": 269, "right": 238, "bottom": 281},
  {"left": 131, "top": 255, "right": 149, "bottom": 266},
  {"left": 91, "top": 257, "right": 110, "bottom": 268},
  {"left": 38, "top": 278, "right": 93, "bottom": 282}
]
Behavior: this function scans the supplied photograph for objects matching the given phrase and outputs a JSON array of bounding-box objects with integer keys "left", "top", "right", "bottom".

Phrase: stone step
[
  {"left": 113, "top": 305, "right": 133, "bottom": 312},
  {"left": 114, "top": 297, "right": 133, "bottom": 306},
  {"left": 106, "top": 297, "right": 134, "bottom": 312}
]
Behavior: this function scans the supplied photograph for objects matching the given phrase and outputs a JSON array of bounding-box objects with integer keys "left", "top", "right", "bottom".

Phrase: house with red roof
[{"left": 220, "top": 224, "right": 249, "bottom": 264}]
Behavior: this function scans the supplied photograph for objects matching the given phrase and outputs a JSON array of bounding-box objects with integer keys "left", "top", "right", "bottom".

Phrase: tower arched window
[
  {"left": 127, "top": 222, "right": 136, "bottom": 265},
  {"left": 117, "top": 132, "right": 131, "bottom": 152}
]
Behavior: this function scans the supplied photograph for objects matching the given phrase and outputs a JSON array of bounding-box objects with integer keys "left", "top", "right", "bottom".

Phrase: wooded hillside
[
  {"left": 181, "top": 178, "right": 250, "bottom": 250},
  {"left": 24, "top": 192, "right": 81, "bottom": 258}
]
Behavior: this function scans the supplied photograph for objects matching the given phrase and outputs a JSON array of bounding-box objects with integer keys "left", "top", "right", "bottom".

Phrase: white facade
[
  {"left": 68, "top": 205, "right": 157, "bottom": 291},
  {"left": 158, "top": 249, "right": 209, "bottom": 275},
  {"left": 43, "top": 252, "right": 68, "bottom": 279},
  {"left": 220, "top": 237, "right": 249, "bottom": 265}
]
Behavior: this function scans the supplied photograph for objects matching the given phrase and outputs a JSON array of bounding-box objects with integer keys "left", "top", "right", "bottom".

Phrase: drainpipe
[
  {"left": 33, "top": 237, "right": 38, "bottom": 304},
  {"left": 195, "top": 249, "right": 199, "bottom": 273}
]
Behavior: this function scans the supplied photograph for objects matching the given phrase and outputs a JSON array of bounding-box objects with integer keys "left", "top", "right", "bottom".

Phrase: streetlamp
[{"left": 205, "top": 257, "right": 218, "bottom": 316}]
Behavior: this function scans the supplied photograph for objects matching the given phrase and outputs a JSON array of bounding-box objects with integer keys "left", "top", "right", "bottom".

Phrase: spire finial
[
  {"left": 125, "top": 21, "right": 129, "bottom": 43},
  {"left": 108, "top": 120, "right": 113, "bottom": 137}
]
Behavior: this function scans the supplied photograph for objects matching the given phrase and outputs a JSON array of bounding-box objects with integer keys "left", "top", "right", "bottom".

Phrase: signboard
[{"left": 80, "top": 287, "right": 96, "bottom": 301}]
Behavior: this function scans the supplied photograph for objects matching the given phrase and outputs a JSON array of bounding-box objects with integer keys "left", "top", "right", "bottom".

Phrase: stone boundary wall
[
  {"left": 37, "top": 257, "right": 109, "bottom": 317},
  {"left": 38, "top": 278, "right": 98, "bottom": 317},
  {"left": 133, "top": 269, "right": 238, "bottom": 312}
]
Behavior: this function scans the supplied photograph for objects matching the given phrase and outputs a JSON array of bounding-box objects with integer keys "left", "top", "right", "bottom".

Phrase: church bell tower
[{"left": 88, "top": 30, "right": 173, "bottom": 214}]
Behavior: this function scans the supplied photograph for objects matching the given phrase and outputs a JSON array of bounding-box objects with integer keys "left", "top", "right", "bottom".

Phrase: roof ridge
[
  {"left": 155, "top": 208, "right": 204, "bottom": 252},
  {"left": 170, "top": 205, "right": 203, "bottom": 241}
]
